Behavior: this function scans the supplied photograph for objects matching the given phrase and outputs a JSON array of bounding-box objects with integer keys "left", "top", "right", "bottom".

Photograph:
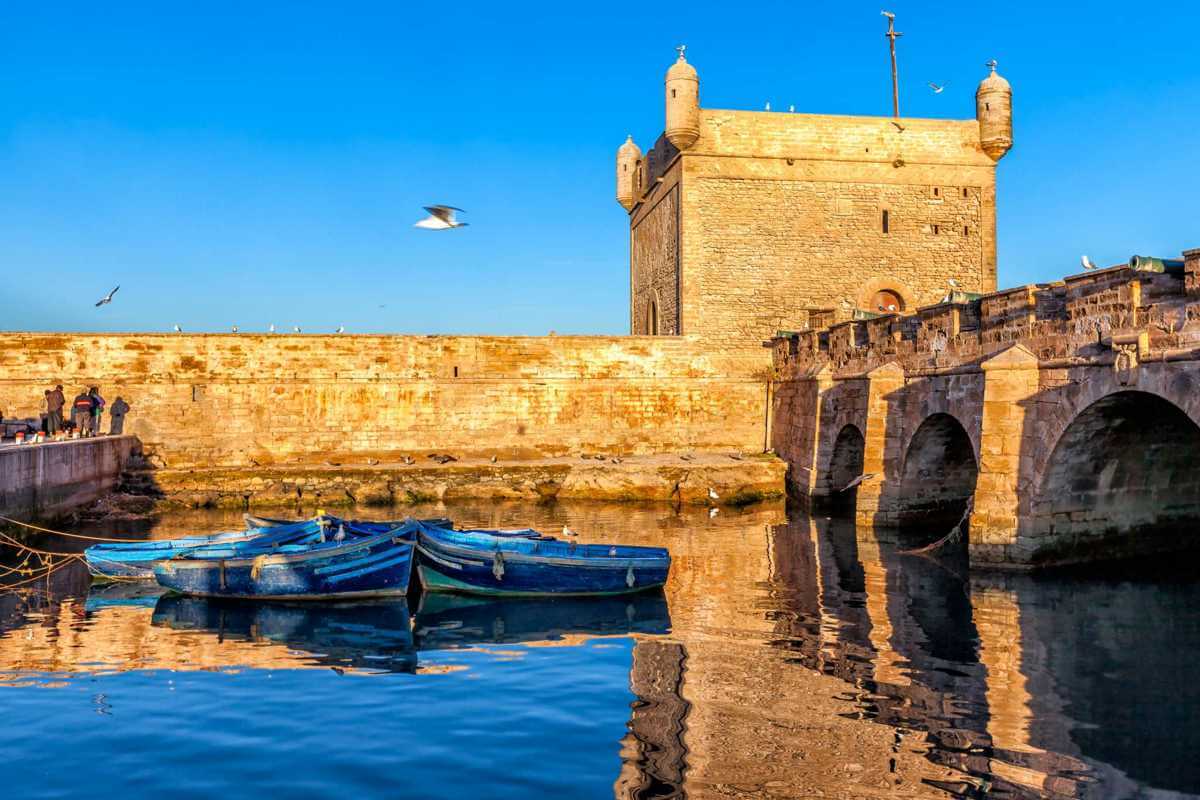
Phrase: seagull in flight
[
  {"left": 1081, "top": 255, "right": 1099, "bottom": 271},
  {"left": 94, "top": 286, "right": 119, "bottom": 307},
  {"left": 414, "top": 205, "right": 468, "bottom": 230},
  {"left": 891, "top": 120, "right": 905, "bottom": 132},
  {"left": 927, "top": 81, "right": 949, "bottom": 94}
]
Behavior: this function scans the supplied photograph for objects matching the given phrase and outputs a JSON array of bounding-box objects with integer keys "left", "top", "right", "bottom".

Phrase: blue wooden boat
[
  {"left": 151, "top": 594, "right": 417, "bottom": 673},
  {"left": 153, "top": 519, "right": 417, "bottom": 600},
  {"left": 85, "top": 527, "right": 271, "bottom": 580},
  {"left": 414, "top": 521, "right": 671, "bottom": 596},
  {"left": 85, "top": 515, "right": 446, "bottom": 580}
]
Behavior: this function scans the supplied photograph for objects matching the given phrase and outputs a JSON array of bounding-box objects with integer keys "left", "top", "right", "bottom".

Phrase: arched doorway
[
  {"left": 897, "top": 413, "right": 978, "bottom": 540},
  {"left": 1032, "top": 391, "right": 1200, "bottom": 563},
  {"left": 824, "top": 424, "right": 865, "bottom": 512}
]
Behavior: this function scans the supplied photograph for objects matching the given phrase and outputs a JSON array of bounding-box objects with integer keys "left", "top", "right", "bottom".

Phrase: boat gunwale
[
  {"left": 416, "top": 535, "right": 670, "bottom": 569},
  {"left": 162, "top": 530, "right": 413, "bottom": 570}
]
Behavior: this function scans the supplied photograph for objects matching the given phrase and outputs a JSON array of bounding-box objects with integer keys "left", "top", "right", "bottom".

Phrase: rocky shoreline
[{"left": 135, "top": 453, "right": 787, "bottom": 512}]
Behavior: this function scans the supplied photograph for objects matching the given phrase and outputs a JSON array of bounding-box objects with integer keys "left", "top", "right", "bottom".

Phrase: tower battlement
[{"left": 618, "top": 51, "right": 1013, "bottom": 344}]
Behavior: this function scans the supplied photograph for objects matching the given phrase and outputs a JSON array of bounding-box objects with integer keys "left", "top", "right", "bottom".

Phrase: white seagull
[
  {"left": 839, "top": 473, "right": 878, "bottom": 493},
  {"left": 414, "top": 205, "right": 468, "bottom": 230},
  {"left": 293, "top": 326, "right": 302, "bottom": 333},
  {"left": 562, "top": 525, "right": 578, "bottom": 538},
  {"left": 231, "top": 325, "right": 239, "bottom": 333},
  {"left": 708, "top": 488, "right": 720, "bottom": 501},
  {"left": 1081, "top": 255, "right": 1099, "bottom": 271},
  {"left": 336, "top": 325, "right": 345, "bottom": 334},
  {"left": 269, "top": 323, "right": 276, "bottom": 333},
  {"left": 927, "top": 81, "right": 949, "bottom": 94},
  {"left": 173, "top": 324, "right": 182, "bottom": 333},
  {"left": 94, "top": 286, "right": 120, "bottom": 307},
  {"left": 709, "top": 507, "right": 719, "bottom": 518}
]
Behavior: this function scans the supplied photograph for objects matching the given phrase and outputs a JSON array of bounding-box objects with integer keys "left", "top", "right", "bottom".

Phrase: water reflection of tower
[{"left": 614, "top": 639, "right": 689, "bottom": 799}]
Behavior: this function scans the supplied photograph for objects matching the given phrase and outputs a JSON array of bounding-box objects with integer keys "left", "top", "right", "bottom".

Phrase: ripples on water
[{"left": 1, "top": 501, "right": 1198, "bottom": 799}]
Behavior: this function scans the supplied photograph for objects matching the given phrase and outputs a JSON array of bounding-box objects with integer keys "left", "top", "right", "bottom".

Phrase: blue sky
[{"left": 1, "top": 2, "right": 1196, "bottom": 334}]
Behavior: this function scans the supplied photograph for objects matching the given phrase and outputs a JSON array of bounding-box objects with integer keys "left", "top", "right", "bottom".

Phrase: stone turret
[
  {"left": 976, "top": 61, "right": 1013, "bottom": 161},
  {"left": 616, "top": 135, "right": 642, "bottom": 211},
  {"left": 665, "top": 48, "right": 700, "bottom": 150}
]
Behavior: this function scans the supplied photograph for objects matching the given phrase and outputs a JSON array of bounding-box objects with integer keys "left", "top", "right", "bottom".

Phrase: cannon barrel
[{"left": 1129, "top": 255, "right": 1185, "bottom": 275}]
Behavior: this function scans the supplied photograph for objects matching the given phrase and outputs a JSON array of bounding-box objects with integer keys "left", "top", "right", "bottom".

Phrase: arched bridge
[{"left": 768, "top": 248, "right": 1200, "bottom": 568}]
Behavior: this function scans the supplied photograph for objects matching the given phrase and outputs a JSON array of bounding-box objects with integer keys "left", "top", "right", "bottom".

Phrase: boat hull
[
  {"left": 416, "top": 528, "right": 670, "bottom": 597},
  {"left": 85, "top": 530, "right": 261, "bottom": 580},
  {"left": 154, "top": 534, "right": 415, "bottom": 600}
]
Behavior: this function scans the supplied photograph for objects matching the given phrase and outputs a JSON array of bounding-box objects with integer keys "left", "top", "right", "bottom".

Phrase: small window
[
  {"left": 932, "top": 187, "right": 940, "bottom": 198},
  {"left": 453, "top": 366, "right": 459, "bottom": 378},
  {"left": 932, "top": 224, "right": 940, "bottom": 235},
  {"left": 881, "top": 209, "right": 890, "bottom": 234},
  {"left": 962, "top": 187, "right": 969, "bottom": 198},
  {"left": 671, "top": 89, "right": 676, "bottom": 98},
  {"left": 963, "top": 226, "right": 970, "bottom": 236}
]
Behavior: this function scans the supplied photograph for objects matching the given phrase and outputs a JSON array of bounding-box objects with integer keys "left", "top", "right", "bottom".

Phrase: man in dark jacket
[
  {"left": 46, "top": 385, "right": 65, "bottom": 434},
  {"left": 109, "top": 397, "right": 130, "bottom": 435},
  {"left": 72, "top": 389, "right": 94, "bottom": 436}
]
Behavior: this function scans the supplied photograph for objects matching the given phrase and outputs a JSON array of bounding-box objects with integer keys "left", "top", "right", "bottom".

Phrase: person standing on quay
[
  {"left": 72, "top": 388, "right": 93, "bottom": 435},
  {"left": 89, "top": 387, "right": 105, "bottom": 435},
  {"left": 109, "top": 396, "right": 130, "bottom": 435},
  {"left": 46, "top": 384, "right": 65, "bottom": 434}
]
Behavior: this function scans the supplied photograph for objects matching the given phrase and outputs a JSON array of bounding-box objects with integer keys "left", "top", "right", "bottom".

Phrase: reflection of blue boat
[
  {"left": 154, "top": 520, "right": 417, "bottom": 600},
  {"left": 415, "top": 521, "right": 671, "bottom": 597},
  {"left": 84, "top": 582, "right": 166, "bottom": 611},
  {"left": 413, "top": 592, "right": 671, "bottom": 649},
  {"left": 151, "top": 594, "right": 416, "bottom": 673}
]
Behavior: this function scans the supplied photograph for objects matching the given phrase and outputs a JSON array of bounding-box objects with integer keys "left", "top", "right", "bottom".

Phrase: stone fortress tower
[{"left": 618, "top": 50, "right": 1013, "bottom": 343}]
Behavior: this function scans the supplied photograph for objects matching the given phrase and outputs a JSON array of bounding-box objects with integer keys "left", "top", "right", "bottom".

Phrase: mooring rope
[
  {"left": 900, "top": 499, "right": 974, "bottom": 556},
  {"left": 0, "top": 515, "right": 136, "bottom": 543}
]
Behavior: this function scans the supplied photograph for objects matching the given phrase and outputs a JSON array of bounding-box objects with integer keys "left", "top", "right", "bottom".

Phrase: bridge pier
[{"left": 970, "top": 345, "right": 1040, "bottom": 565}]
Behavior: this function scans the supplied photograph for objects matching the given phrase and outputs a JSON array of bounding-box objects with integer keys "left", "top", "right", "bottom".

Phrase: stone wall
[
  {"left": 630, "top": 168, "right": 680, "bottom": 336},
  {"left": 0, "top": 436, "right": 140, "bottom": 520},
  {"left": 0, "top": 334, "right": 771, "bottom": 470},
  {"left": 628, "top": 109, "right": 1001, "bottom": 345}
]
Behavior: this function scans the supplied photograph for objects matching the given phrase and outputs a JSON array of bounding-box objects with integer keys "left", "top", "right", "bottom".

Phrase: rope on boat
[
  {"left": 899, "top": 499, "right": 974, "bottom": 556},
  {"left": 0, "top": 515, "right": 137, "bottom": 543}
]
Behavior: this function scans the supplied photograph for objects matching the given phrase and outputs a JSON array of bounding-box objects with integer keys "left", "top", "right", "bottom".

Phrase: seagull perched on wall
[
  {"left": 562, "top": 525, "right": 578, "bottom": 538},
  {"left": 231, "top": 325, "right": 239, "bottom": 333},
  {"left": 927, "top": 81, "right": 949, "bottom": 94},
  {"left": 414, "top": 205, "right": 468, "bottom": 230},
  {"left": 1081, "top": 255, "right": 1099, "bottom": 271},
  {"left": 94, "top": 286, "right": 119, "bottom": 307},
  {"left": 173, "top": 324, "right": 182, "bottom": 332},
  {"left": 336, "top": 325, "right": 345, "bottom": 334},
  {"left": 268, "top": 323, "right": 276, "bottom": 333},
  {"left": 293, "top": 326, "right": 302, "bottom": 333}
]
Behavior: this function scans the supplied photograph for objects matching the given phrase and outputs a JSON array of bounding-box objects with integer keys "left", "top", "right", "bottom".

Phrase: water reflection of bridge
[{"left": 619, "top": 512, "right": 1199, "bottom": 798}]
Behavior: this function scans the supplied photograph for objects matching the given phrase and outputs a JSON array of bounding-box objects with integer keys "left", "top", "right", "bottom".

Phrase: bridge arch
[
  {"left": 1029, "top": 389, "right": 1200, "bottom": 563},
  {"left": 896, "top": 412, "right": 979, "bottom": 537},
  {"left": 823, "top": 424, "right": 865, "bottom": 508}
]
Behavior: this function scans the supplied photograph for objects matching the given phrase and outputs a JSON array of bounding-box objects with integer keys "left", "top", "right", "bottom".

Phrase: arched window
[
  {"left": 646, "top": 299, "right": 660, "bottom": 335},
  {"left": 872, "top": 289, "right": 904, "bottom": 314}
]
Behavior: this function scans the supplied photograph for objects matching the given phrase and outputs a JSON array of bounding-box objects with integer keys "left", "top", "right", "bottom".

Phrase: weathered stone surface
[
  {"left": 146, "top": 454, "right": 786, "bottom": 510},
  {"left": 0, "top": 437, "right": 140, "bottom": 520},
  {"left": 0, "top": 334, "right": 771, "bottom": 470}
]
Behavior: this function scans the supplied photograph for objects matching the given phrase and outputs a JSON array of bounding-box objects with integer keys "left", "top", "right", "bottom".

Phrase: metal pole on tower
[{"left": 883, "top": 11, "right": 902, "bottom": 117}]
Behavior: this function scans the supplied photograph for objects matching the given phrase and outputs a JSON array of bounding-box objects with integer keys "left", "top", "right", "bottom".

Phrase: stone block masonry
[
  {"left": 0, "top": 436, "right": 140, "bottom": 520},
  {"left": 0, "top": 334, "right": 774, "bottom": 471}
]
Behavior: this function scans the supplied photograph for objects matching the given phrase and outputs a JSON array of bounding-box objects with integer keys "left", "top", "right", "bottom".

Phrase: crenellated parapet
[{"left": 769, "top": 252, "right": 1199, "bottom": 382}]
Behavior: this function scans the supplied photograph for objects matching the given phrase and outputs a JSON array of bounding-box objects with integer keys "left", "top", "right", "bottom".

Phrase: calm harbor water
[{"left": 1, "top": 500, "right": 1197, "bottom": 799}]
